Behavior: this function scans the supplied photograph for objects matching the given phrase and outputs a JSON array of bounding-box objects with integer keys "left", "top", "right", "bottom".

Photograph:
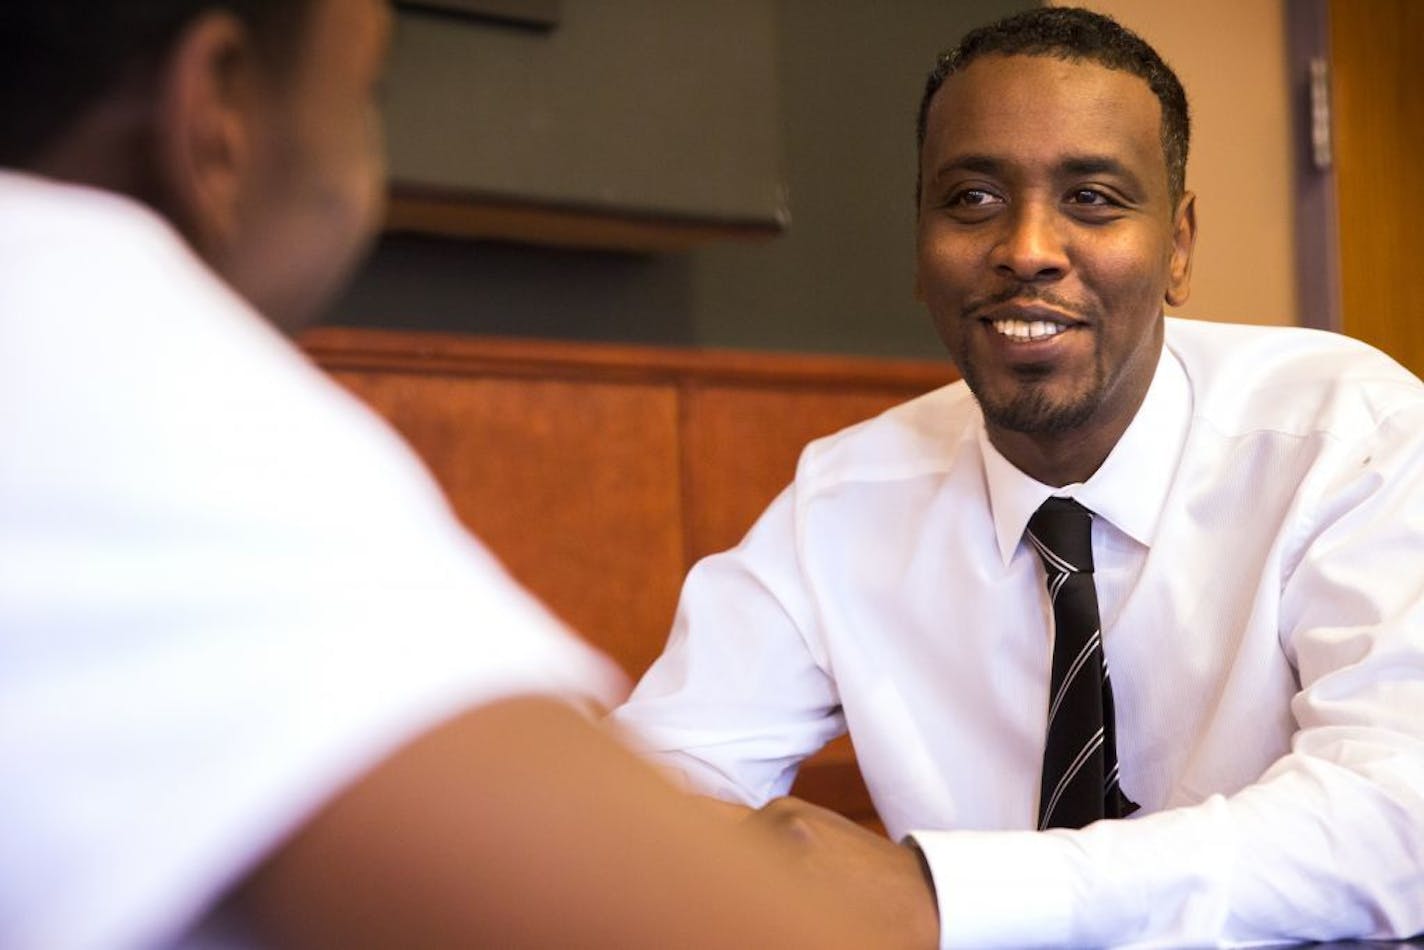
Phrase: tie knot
[{"left": 1027, "top": 496, "right": 1094, "bottom": 573}]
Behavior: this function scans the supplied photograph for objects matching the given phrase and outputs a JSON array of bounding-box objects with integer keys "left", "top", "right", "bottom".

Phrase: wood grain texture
[
  {"left": 325, "top": 369, "right": 685, "bottom": 679},
  {"left": 1330, "top": 0, "right": 1424, "bottom": 376},
  {"left": 304, "top": 325, "right": 955, "bottom": 389},
  {"left": 305, "top": 327, "right": 957, "bottom": 826}
]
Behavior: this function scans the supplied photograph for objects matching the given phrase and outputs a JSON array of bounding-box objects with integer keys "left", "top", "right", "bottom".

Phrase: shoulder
[
  {"left": 1165, "top": 317, "right": 1424, "bottom": 440},
  {"left": 792, "top": 380, "right": 980, "bottom": 494},
  {"left": 0, "top": 172, "right": 416, "bottom": 514},
  {"left": 0, "top": 171, "right": 184, "bottom": 284},
  {"left": 1, "top": 171, "right": 275, "bottom": 373}
]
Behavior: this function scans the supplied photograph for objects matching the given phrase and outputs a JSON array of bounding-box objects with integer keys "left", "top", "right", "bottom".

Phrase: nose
[{"left": 991, "top": 203, "right": 1068, "bottom": 283}]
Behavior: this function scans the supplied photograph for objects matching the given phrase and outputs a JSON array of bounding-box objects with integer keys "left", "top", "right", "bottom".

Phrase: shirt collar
[{"left": 980, "top": 342, "right": 1192, "bottom": 565}]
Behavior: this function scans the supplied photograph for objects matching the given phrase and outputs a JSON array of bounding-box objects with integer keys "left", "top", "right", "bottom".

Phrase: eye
[
  {"left": 1063, "top": 187, "right": 1130, "bottom": 222},
  {"left": 949, "top": 188, "right": 1002, "bottom": 208},
  {"left": 1067, "top": 188, "right": 1114, "bottom": 206},
  {"left": 936, "top": 187, "right": 1005, "bottom": 222}
]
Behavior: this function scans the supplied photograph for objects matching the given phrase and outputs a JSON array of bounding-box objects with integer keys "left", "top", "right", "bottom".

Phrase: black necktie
[{"left": 1026, "top": 497, "right": 1138, "bottom": 829}]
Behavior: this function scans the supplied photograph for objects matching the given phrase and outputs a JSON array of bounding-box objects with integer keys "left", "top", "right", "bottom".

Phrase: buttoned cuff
[{"left": 905, "top": 828, "right": 1115, "bottom": 948}]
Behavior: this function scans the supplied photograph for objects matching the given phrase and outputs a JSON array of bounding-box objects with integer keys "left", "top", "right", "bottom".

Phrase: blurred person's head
[{"left": 0, "top": 0, "right": 393, "bottom": 329}]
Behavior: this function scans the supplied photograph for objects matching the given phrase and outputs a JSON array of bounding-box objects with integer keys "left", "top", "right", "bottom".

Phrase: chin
[{"left": 980, "top": 387, "right": 1100, "bottom": 435}]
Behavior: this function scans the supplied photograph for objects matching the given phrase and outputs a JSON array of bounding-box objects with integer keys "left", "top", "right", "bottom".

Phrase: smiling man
[{"left": 613, "top": 7, "right": 1424, "bottom": 946}]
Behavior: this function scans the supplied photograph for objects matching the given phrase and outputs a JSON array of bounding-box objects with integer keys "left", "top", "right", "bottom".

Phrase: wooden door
[{"left": 1329, "top": 0, "right": 1424, "bottom": 376}]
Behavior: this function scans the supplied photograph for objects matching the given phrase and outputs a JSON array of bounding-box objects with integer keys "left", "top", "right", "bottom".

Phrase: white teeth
[{"left": 991, "top": 318, "right": 1067, "bottom": 342}]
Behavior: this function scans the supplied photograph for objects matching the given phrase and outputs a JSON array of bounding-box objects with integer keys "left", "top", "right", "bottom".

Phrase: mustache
[{"left": 963, "top": 287, "right": 1089, "bottom": 322}]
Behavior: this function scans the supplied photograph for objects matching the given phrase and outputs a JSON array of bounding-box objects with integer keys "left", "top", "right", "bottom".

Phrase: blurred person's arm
[{"left": 234, "top": 696, "right": 931, "bottom": 949}]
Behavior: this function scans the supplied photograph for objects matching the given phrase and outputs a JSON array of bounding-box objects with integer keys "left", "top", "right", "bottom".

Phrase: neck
[
  {"left": 987, "top": 352, "right": 1160, "bottom": 487},
  {"left": 28, "top": 88, "right": 186, "bottom": 236},
  {"left": 987, "top": 422, "right": 1124, "bottom": 487}
]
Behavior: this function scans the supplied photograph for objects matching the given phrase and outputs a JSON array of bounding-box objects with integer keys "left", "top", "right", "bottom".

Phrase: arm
[
  {"left": 611, "top": 486, "right": 846, "bottom": 805},
  {"left": 747, "top": 407, "right": 1424, "bottom": 948},
  {"left": 235, "top": 696, "right": 898, "bottom": 949}
]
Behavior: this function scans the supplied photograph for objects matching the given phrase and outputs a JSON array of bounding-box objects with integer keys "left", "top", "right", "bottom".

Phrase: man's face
[
  {"left": 916, "top": 54, "right": 1194, "bottom": 472},
  {"left": 222, "top": 0, "right": 392, "bottom": 330}
]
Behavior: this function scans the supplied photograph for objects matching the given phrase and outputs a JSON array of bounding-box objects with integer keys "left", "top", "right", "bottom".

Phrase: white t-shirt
[
  {"left": 0, "top": 171, "right": 625, "bottom": 949},
  {"left": 613, "top": 318, "right": 1424, "bottom": 945}
]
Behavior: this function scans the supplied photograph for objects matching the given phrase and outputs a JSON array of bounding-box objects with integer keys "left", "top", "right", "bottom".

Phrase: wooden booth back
[{"left": 302, "top": 327, "right": 957, "bottom": 827}]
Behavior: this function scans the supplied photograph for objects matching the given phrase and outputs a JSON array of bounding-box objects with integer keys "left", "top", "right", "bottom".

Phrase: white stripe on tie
[
  {"left": 1039, "top": 727, "right": 1104, "bottom": 830},
  {"left": 1045, "top": 629, "right": 1101, "bottom": 729},
  {"left": 1027, "top": 530, "right": 1078, "bottom": 575}
]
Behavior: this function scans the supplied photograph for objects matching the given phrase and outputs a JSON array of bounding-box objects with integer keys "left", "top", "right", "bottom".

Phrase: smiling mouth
[{"left": 988, "top": 318, "right": 1071, "bottom": 342}]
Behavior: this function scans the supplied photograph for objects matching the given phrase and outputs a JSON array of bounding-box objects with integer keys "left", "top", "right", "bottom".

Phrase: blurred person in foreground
[
  {"left": 0, "top": 2, "right": 922, "bottom": 947},
  {"left": 613, "top": 7, "right": 1424, "bottom": 946}
]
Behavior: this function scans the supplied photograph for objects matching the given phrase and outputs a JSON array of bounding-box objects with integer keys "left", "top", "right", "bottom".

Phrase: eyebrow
[
  {"left": 1059, "top": 155, "right": 1141, "bottom": 187},
  {"left": 929, "top": 153, "right": 1146, "bottom": 192},
  {"left": 931, "top": 154, "right": 1005, "bottom": 180}
]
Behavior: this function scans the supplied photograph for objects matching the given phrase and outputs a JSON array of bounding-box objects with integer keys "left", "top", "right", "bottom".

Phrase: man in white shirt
[
  {"left": 612, "top": 7, "right": 1424, "bottom": 946},
  {"left": 0, "top": 1, "right": 904, "bottom": 947}
]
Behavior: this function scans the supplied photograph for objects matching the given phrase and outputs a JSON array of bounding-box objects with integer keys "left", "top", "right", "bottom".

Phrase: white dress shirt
[
  {"left": 0, "top": 171, "right": 623, "bottom": 949},
  {"left": 611, "top": 317, "right": 1424, "bottom": 946}
]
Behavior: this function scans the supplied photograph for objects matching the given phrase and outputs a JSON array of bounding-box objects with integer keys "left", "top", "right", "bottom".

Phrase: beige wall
[{"left": 1053, "top": 0, "right": 1298, "bottom": 326}]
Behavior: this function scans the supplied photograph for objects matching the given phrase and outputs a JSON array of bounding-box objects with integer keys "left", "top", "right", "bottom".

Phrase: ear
[
  {"left": 1164, "top": 191, "right": 1197, "bottom": 308},
  {"left": 152, "top": 12, "right": 259, "bottom": 256}
]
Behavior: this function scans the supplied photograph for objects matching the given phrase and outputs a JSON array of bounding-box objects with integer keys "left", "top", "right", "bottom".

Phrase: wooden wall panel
[
  {"left": 306, "top": 327, "right": 957, "bottom": 829},
  {"left": 327, "top": 369, "right": 685, "bottom": 678}
]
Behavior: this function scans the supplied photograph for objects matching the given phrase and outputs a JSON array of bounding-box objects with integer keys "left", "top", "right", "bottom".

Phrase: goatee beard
[
  {"left": 958, "top": 356, "right": 1103, "bottom": 434},
  {"left": 975, "top": 384, "right": 1100, "bottom": 433}
]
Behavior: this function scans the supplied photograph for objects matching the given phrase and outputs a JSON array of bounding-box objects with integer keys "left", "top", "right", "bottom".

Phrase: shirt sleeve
[
  {"left": 910, "top": 406, "right": 1424, "bottom": 948},
  {"left": 609, "top": 485, "right": 847, "bottom": 805}
]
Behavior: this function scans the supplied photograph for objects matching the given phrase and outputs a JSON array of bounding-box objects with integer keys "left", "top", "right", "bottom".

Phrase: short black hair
[
  {"left": 0, "top": 2, "right": 313, "bottom": 167},
  {"left": 916, "top": 6, "right": 1190, "bottom": 204}
]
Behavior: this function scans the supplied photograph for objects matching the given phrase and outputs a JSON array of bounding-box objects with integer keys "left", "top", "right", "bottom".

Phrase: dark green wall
[
  {"left": 326, "top": 0, "right": 1033, "bottom": 358},
  {"left": 382, "top": 1, "right": 788, "bottom": 226}
]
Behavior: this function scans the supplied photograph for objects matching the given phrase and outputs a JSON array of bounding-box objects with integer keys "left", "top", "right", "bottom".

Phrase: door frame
[{"left": 1285, "top": 0, "right": 1341, "bottom": 333}]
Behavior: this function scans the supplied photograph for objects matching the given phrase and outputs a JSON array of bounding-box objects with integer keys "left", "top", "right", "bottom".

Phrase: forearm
[
  {"left": 912, "top": 744, "right": 1424, "bottom": 947},
  {"left": 234, "top": 696, "right": 897, "bottom": 949}
]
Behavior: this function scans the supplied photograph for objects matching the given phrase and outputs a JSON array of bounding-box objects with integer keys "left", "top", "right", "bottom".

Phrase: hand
[{"left": 745, "top": 796, "right": 940, "bottom": 949}]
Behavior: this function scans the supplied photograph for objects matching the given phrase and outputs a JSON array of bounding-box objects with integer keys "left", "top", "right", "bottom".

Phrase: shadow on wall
[{"left": 330, "top": 234, "right": 701, "bottom": 346}]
